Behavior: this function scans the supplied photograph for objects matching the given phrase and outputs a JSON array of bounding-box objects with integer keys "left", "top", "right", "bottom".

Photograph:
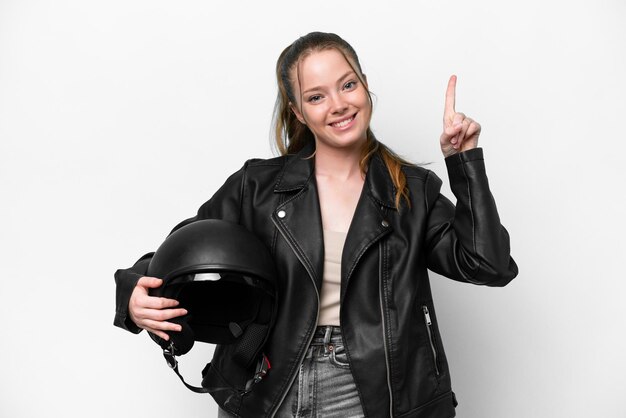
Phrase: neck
[{"left": 314, "top": 141, "right": 364, "bottom": 181}]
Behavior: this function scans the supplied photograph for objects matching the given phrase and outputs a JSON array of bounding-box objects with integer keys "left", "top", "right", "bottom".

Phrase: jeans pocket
[{"left": 329, "top": 345, "right": 351, "bottom": 369}]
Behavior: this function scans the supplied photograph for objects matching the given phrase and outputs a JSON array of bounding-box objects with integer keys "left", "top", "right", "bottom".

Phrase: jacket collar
[{"left": 274, "top": 140, "right": 397, "bottom": 209}]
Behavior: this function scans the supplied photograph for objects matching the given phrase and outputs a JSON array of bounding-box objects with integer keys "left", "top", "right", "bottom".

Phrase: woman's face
[{"left": 290, "top": 49, "right": 372, "bottom": 153}]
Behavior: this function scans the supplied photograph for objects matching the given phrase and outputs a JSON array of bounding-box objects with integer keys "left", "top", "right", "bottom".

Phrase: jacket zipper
[
  {"left": 269, "top": 215, "right": 320, "bottom": 418},
  {"left": 379, "top": 242, "right": 394, "bottom": 417},
  {"left": 270, "top": 205, "right": 391, "bottom": 417},
  {"left": 422, "top": 305, "right": 440, "bottom": 376}
]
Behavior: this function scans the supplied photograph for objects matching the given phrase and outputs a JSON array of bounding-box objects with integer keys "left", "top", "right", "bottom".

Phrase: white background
[{"left": 1, "top": 1, "right": 625, "bottom": 417}]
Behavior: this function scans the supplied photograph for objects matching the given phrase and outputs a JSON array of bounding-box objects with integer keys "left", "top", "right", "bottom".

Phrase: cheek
[
  {"left": 354, "top": 90, "right": 371, "bottom": 112},
  {"left": 362, "top": 92, "right": 372, "bottom": 108},
  {"left": 358, "top": 96, "right": 372, "bottom": 120},
  {"left": 304, "top": 106, "right": 328, "bottom": 127}
]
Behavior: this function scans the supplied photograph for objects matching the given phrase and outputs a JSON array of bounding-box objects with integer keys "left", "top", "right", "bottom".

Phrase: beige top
[{"left": 317, "top": 229, "right": 347, "bottom": 326}]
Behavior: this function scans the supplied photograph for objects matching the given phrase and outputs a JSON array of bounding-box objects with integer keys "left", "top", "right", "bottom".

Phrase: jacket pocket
[{"left": 422, "top": 305, "right": 440, "bottom": 376}]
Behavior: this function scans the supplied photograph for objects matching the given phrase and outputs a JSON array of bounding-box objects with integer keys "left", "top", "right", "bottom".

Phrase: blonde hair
[{"left": 272, "top": 32, "right": 412, "bottom": 209}]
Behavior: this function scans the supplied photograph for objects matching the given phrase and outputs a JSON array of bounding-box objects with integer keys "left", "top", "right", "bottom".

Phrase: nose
[{"left": 329, "top": 93, "right": 348, "bottom": 114}]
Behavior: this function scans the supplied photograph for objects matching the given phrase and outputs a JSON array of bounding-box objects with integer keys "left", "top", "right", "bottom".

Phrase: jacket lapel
[
  {"left": 341, "top": 150, "right": 396, "bottom": 298},
  {"left": 272, "top": 143, "right": 325, "bottom": 292},
  {"left": 271, "top": 142, "right": 398, "bottom": 297}
]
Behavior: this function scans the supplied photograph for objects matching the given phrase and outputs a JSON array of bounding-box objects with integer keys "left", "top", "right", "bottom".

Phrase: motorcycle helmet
[{"left": 146, "top": 219, "right": 277, "bottom": 395}]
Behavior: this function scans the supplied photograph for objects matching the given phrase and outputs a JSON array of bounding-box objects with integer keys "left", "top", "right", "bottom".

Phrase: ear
[{"left": 289, "top": 102, "right": 306, "bottom": 125}]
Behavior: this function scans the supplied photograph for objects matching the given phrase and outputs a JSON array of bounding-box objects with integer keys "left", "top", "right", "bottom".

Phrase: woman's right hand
[{"left": 128, "top": 276, "right": 188, "bottom": 341}]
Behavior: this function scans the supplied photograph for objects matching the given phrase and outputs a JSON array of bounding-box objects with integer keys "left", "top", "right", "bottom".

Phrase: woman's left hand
[{"left": 440, "top": 75, "right": 481, "bottom": 158}]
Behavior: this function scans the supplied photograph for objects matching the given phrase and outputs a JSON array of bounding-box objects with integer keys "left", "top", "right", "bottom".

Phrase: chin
[{"left": 321, "top": 135, "right": 367, "bottom": 152}]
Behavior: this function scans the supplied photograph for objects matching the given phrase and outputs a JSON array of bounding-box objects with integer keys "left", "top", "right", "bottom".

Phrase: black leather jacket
[{"left": 114, "top": 143, "right": 518, "bottom": 418}]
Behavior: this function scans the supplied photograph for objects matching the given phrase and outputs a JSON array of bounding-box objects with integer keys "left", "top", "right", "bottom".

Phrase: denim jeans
[{"left": 218, "top": 326, "right": 365, "bottom": 418}]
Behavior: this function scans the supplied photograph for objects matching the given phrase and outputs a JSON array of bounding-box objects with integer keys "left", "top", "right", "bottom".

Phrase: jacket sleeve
[
  {"left": 113, "top": 162, "right": 249, "bottom": 333},
  {"left": 424, "top": 148, "right": 518, "bottom": 286}
]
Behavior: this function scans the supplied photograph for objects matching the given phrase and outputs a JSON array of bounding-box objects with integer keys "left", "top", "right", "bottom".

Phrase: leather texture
[{"left": 114, "top": 141, "right": 518, "bottom": 417}]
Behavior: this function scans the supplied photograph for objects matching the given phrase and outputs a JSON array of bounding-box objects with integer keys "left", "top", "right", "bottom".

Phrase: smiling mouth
[{"left": 330, "top": 113, "right": 356, "bottom": 128}]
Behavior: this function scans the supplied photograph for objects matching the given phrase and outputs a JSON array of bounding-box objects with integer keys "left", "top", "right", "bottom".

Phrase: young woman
[{"left": 114, "top": 32, "right": 518, "bottom": 418}]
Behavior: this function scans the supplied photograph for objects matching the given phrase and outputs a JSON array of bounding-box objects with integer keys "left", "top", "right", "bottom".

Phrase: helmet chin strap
[
  {"left": 162, "top": 342, "right": 212, "bottom": 394},
  {"left": 162, "top": 341, "right": 271, "bottom": 395}
]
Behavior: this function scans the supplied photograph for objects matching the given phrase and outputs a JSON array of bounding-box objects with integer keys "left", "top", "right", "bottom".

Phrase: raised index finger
[{"left": 444, "top": 75, "right": 457, "bottom": 120}]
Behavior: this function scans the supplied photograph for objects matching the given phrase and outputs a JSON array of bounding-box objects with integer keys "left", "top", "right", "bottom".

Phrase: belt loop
[
  {"left": 323, "top": 326, "right": 332, "bottom": 344},
  {"left": 323, "top": 326, "right": 333, "bottom": 355}
]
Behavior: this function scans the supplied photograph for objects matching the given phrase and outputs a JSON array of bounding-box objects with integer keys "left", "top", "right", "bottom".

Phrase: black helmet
[{"left": 146, "top": 219, "right": 277, "bottom": 396}]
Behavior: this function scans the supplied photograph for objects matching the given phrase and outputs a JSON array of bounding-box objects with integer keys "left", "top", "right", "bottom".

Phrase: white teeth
[{"left": 332, "top": 116, "right": 354, "bottom": 128}]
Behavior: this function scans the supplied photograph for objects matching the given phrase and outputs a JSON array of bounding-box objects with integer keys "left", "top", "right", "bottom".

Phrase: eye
[
  {"left": 308, "top": 94, "right": 322, "bottom": 103},
  {"left": 343, "top": 80, "right": 357, "bottom": 90}
]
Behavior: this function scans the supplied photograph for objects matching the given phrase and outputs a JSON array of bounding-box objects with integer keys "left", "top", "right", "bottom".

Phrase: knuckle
[
  {"left": 135, "top": 297, "right": 149, "bottom": 310},
  {"left": 143, "top": 310, "right": 159, "bottom": 321},
  {"left": 155, "top": 298, "right": 167, "bottom": 309},
  {"left": 155, "top": 310, "right": 168, "bottom": 321},
  {"left": 145, "top": 319, "right": 159, "bottom": 329}
]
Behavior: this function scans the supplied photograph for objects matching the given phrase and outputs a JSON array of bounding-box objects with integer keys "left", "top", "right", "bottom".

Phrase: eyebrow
[{"left": 302, "top": 70, "right": 356, "bottom": 95}]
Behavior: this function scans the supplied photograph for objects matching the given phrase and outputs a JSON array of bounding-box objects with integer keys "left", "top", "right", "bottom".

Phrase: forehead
[{"left": 292, "top": 49, "right": 356, "bottom": 90}]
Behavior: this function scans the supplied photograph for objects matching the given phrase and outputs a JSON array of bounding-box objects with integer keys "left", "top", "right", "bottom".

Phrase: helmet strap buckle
[
  {"left": 251, "top": 354, "right": 272, "bottom": 387},
  {"left": 163, "top": 342, "right": 178, "bottom": 370}
]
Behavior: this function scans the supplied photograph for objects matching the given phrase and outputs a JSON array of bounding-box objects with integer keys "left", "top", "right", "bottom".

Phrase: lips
[{"left": 330, "top": 113, "right": 356, "bottom": 128}]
